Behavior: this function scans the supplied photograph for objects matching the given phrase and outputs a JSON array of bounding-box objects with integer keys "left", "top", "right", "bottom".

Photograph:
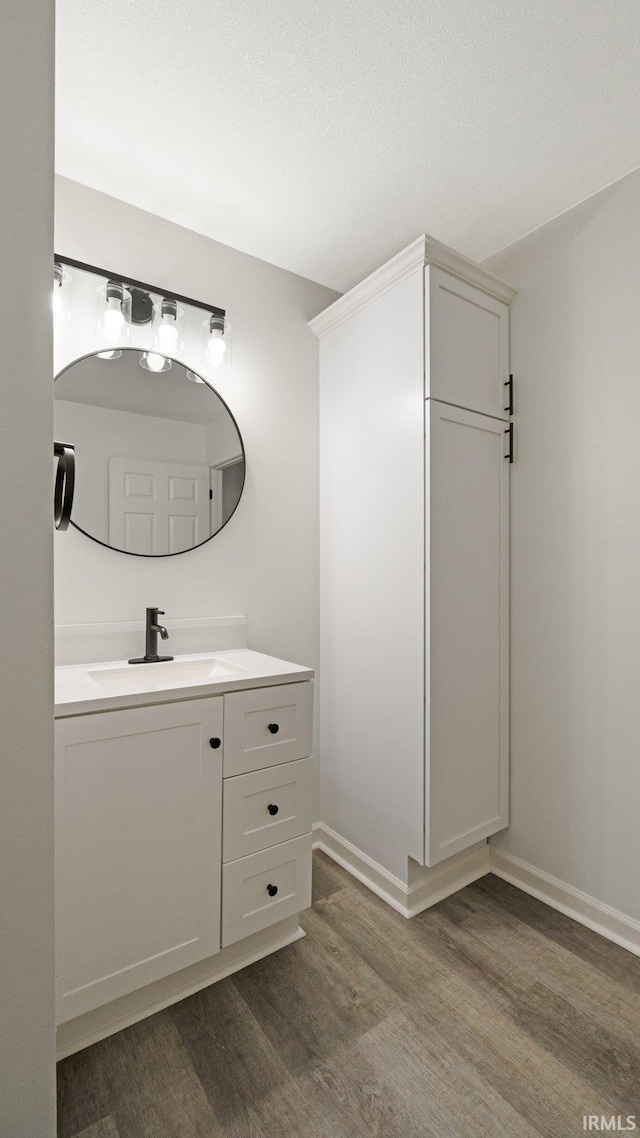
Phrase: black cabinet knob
[
  {"left": 268, "top": 723, "right": 279, "bottom": 735},
  {"left": 267, "top": 883, "right": 278, "bottom": 897},
  {"left": 267, "top": 803, "right": 279, "bottom": 816},
  {"left": 209, "top": 737, "right": 221, "bottom": 749}
]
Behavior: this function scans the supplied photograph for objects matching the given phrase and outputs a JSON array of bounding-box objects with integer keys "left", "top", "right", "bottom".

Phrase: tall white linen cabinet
[{"left": 311, "top": 236, "right": 516, "bottom": 910}]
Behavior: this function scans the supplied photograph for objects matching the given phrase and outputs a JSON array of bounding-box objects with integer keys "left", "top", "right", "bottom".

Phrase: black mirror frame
[{"left": 54, "top": 349, "right": 246, "bottom": 558}]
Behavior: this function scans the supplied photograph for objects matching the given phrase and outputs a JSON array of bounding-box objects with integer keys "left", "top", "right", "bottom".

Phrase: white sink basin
[{"left": 87, "top": 656, "right": 248, "bottom": 695}]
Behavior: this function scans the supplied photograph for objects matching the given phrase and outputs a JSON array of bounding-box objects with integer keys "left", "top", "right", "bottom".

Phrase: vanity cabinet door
[
  {"left": 223, "top": 681, "right": 313, "bottom": 776},
  {"left": 55, "top": 696, "right": 223, "bottom": 1023}
]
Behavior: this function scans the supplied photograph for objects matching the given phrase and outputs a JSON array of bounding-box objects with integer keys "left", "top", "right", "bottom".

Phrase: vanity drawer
[
  {"left": 223, "top": 681, "right": 313, "bottom": 776},
  {"left": 221, "top": 833, "right": 312, "bottom": 948},
  {"left": 223, "top": 756, "right": 313, "bottom": 862}
]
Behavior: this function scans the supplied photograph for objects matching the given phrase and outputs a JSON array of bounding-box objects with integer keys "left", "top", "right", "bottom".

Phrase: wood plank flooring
[{"left": 58, "top": 853, "right": 640, "bottom": 1138}]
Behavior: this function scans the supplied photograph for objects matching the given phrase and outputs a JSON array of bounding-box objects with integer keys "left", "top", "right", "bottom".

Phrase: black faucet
[{"left": 129, "top": 608, "right": 174, "bottom": 665}]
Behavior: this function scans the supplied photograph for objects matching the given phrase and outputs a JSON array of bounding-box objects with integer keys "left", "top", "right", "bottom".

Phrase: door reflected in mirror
[{"left": 54, "top": 349, "right": 245, "bottom": 556}]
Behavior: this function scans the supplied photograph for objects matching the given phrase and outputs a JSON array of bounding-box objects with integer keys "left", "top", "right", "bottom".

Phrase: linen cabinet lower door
[
  {"left": 55, "top": 697, "right": 223, "bottom": 1022},
  {"left": 427, "top": 401, "right": 510, "bottom": 866}
]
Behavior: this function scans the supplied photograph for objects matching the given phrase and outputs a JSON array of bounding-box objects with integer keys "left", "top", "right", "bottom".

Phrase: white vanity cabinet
[
  {"left": 54, "top": 663, "right": 314, "bottom": 1039},
  {"left": 312, "top": 235, "right": 515, "bottom": 885}
]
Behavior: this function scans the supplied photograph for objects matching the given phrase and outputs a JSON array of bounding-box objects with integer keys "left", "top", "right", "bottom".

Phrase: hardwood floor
[{"left": 57, "top": 852, "right": 640, "bottom": 1138}]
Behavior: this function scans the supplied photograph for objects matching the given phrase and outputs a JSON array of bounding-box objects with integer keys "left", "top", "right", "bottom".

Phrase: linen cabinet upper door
[{"left": 426, "top": 265, "right": 510, "bottom": 421}]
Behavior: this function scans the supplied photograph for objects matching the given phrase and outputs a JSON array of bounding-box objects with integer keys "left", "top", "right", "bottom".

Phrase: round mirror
[{"left": 54, "top": 349, "right": 245, "bottom": 556}]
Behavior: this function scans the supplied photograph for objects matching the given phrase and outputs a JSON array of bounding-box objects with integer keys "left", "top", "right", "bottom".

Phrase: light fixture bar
[{"left": 54, "top": 254, "right": 225, "bottom": 319}]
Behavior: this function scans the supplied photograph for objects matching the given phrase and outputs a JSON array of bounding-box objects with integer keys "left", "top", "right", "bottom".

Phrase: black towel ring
[{"left": 54, "top": 441, "right": 75, "bottom": 531}]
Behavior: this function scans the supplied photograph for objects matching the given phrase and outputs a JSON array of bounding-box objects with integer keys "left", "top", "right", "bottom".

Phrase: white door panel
[{"left": 109, "top": 456, "right": 209, "bottom": 554}]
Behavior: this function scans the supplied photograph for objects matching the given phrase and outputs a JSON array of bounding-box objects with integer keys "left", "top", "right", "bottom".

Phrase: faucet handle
[{"left": 156, "top": 609, "right": 165, "bottom": 616}]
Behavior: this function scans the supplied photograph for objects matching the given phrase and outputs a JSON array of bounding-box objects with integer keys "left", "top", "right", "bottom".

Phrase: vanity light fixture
[{"left": 54, "top": 254, "right": 229, "bottom": 369}]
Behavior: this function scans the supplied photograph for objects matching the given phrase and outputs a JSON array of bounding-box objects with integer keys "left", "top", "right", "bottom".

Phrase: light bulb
[
  {"left": 144, "top": 352, "right": 167, "bottom": 372},
  {"left": 52, "top": 285, "right": 63, "bottom": 317},
  {"left": 103, "top": 298, "right": 123, "bottom": 330},
  {"left": 97, "top": 349, "right": 122, "bottom": 361},
  {"left": 95, "top": 282, "right": 130, "bottom": 344},
  {"left": 157, "top": 315, "right": 178, "bottom": 349},
  {"left": 103, "top": 297, "right": 125, "bottom": 333},
  {"left": 207, "top": 328, "right": 227, "bottom": 366}
]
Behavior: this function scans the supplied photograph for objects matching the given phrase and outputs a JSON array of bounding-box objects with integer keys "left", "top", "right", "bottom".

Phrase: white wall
[
  {"left": 206, "top": 412, "right": 243, "bottom": 466},
  {"left": 484, "top": 169, "right": 640, "bottom": 924},
  {"left": 0, "top": 1, "right": 56, "bottom": 1134},
  {"left": 54, "top": 399, "right": 207, "bottom": 542}
]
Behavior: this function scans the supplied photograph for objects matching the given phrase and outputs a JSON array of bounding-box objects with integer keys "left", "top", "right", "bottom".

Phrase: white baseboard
[
  {"left": 312, "top": 822, "right": 491, "bottom": 918},
  {"left": 490, "top": 849, "right": 640, "bottom": 959},
  {"left": 56, "top": 917, "right": 304, "bottom": 1059},
  {"left": 313, "top": 824, "right": 640, "bottom": 958}
]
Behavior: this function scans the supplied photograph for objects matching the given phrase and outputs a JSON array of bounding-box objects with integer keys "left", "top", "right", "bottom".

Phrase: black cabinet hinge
[
  {"left": 504, "top": 423, "right": 514, "bottom": 463},
  {"left": 504, "top": 374, "right": 514, "bottom": 416}
]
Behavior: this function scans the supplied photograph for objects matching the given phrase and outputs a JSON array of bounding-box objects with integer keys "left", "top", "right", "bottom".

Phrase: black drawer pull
[
  {"left": 267, "top": 803, "right": 279, "bottom": 816},
  {"left": 209, "top": 737, "right": 221, "bottom": 749},
  {"left": 267, "top": 723, "right": 279, "bottom": 735},
  {"left": 267, "top": 883, "right": 278, "bottom": 897}
]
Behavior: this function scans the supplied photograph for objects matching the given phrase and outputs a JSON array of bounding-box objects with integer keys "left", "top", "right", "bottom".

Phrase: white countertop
[{"left": 55, "top": 649, "right": 314, "bottom": 717}]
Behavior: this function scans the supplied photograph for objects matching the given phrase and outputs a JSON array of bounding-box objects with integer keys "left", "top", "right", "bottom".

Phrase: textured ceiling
[
  {"left": 55, "top": 351, "right": 226, "bottom": 424},
  {"left": 56, "top": 0, "right": 640, "bottom": 291}
]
